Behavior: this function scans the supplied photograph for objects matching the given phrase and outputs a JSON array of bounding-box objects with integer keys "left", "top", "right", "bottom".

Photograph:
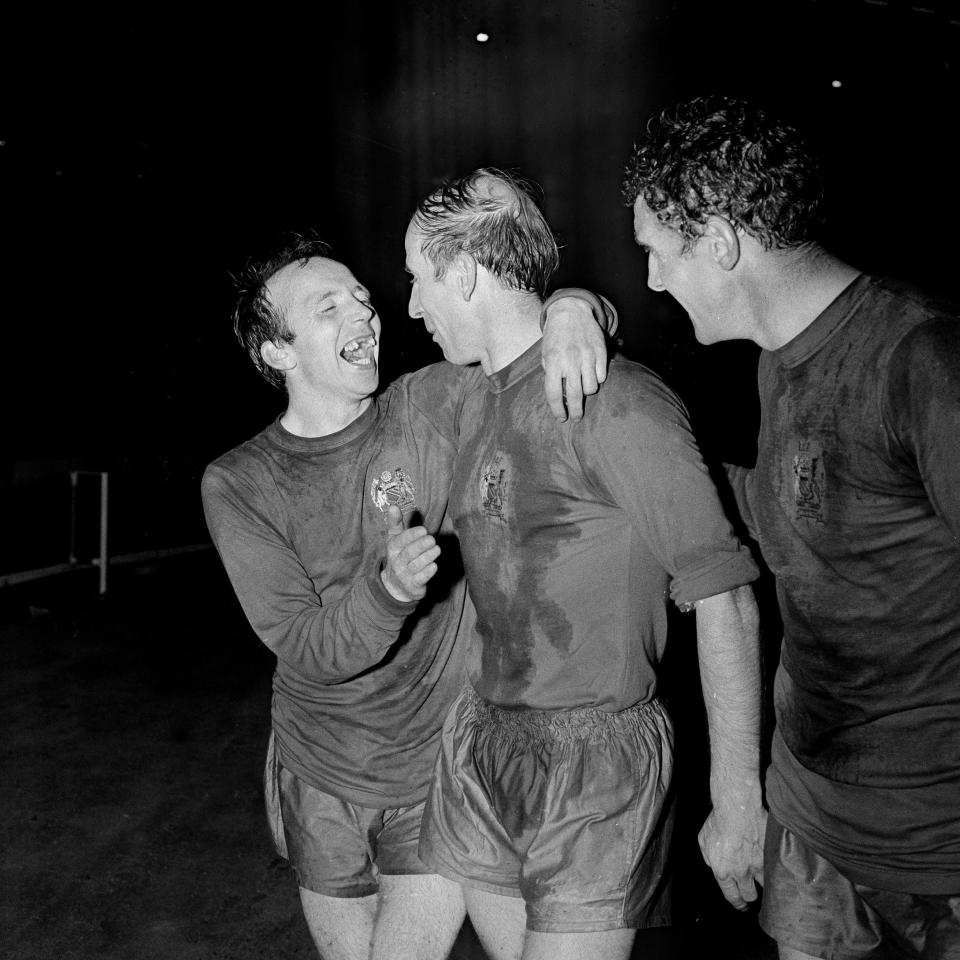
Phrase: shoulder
[
  {"left": 383, "top": 361, "right": 481, "bottom": 409},
  {"left": 859, "top": 276, "right": 957, "bottom": 335},
  {"left": 201, "top": 427, "right": 274, "bottom": 500},
  {"left": 569, "top": 357, "right": 694, "bottom": 463},
  {"left": 886, "top": 311, "right": 960, "bottom": 399},
  {"left": 869, "top": 275, "right": 955, "bottom": 313},
  {"left": 590, "top": 356, "right": 689, "bottom": 424},
  {"left": 891, "top": 307, "right": 960, "bottom": 356},
  {"left": 858, "top": 277, "right": 959, "bottom": 375},
  {"left": 381, "top": 361, "right": 484, "bottom": 444},
  {"left": 389, "top": 360, "right": 479, "bottom": 393}
]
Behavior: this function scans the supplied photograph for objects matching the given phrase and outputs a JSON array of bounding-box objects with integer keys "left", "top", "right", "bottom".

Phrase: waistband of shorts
[{"left": 462, "top": 685, "right": 662, "bottom": 745}]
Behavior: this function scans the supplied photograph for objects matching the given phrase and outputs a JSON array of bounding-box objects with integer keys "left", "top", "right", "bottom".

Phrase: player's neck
[
  {"left": 280, "top": 392, "right": 373, "bottom": 438},
  {"left": 479, "top": 295, "right": 544, "bottom": 375},
  {"left": 751, "top": 246, "right": 860, "bottom": 350}
]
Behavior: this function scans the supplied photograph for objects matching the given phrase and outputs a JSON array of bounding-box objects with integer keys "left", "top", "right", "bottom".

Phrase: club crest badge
[
  {"left": 790, "top": 439, "right": 826, "bottom": 523},
  {"left": 370, "top": 467, "right": 416, "bottom": 514},
  {"left": 479, "top": 455, "right": 508, "bottom": 520}
]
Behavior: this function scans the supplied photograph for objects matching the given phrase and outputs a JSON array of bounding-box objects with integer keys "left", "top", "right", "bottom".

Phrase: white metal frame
[{"left": 0, "top": 471, "right": 210, "bottom": 595}]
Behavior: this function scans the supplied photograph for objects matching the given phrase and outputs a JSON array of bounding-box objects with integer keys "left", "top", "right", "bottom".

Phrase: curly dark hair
[
  {"left": 621, "top": 96, "right": 823, "bottom": 252},
  {"left": 231, "top": 233, "right": 333, "bottom": 390},
  {"left": 411, "top": 167, "right": 559, "bottom": 297}
]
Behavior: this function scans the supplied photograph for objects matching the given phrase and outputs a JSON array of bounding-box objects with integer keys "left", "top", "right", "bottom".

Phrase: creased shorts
[
  {"left": 760, "top": 812, "right": 960, "bottom": 959},
  {"left": 419, "top": 685, "right": 675, "bottom": 933},
  {"left": 264, "top": 730, "right": 431, "bottom": 897}
]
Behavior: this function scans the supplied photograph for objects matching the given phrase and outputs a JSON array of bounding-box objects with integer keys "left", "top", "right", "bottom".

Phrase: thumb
[{"left": 386, "top": 504, "right": 405, "bottom": 536}]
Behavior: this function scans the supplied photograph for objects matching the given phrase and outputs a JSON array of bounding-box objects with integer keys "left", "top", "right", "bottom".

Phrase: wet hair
[
  {"left": 621, "top": 95, "right": 824, "bottom": 252},
  {"left": 231, "top": 233, "right": 333, "bottom": 390},
  {"left": 411, "top": 167, "right": 559, "bottom": 297}
]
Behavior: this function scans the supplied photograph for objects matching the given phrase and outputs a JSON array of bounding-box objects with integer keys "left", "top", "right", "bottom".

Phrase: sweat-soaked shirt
[
  {"left": 202, "top": 362, "right": 477, "bottom": 808},
  {"left": 450, "top": 343, "right": 758, "bottom": 712},
  {"left": 728, "top": 274, "right": 960, "bottom": 893}
]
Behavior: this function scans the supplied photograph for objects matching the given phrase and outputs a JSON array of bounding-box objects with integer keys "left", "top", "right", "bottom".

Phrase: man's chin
[
  {"left": 690, "top": 319, "right": 718, "bottom": 346},
  {"left": 343, "top": 362, "right": 379, "bottom": 395}
]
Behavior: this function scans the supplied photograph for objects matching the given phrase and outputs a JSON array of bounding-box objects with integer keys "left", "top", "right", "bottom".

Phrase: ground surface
[{"left": 1, "top": 554, "right": 776, "bottom": 959}]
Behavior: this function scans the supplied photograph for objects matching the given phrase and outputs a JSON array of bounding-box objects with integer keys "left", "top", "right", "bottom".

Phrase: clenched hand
[{"left": 380, "top": 505, "right": 441, "bottom": 602}]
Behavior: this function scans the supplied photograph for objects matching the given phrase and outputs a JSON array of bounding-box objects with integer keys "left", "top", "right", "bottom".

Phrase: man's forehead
[
  {"left": 633, "top": 199, "right": 680, "bottom": 244},
  {"left": 404, "top": 225, "right": 425, "bottom": 259},
  {"left": 632, "top": 198, "right": 659, "bottom": 234},
  {"left": 267, "top": 257, "right": 359, "bottom": 307}
]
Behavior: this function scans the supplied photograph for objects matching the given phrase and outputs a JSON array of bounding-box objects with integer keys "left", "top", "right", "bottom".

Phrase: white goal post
[{"left": 0, "top": 471, "right": 210, "bottom": 595}]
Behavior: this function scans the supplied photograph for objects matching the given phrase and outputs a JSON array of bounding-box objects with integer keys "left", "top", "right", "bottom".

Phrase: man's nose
[
  {"left": 408, "top": 287, "right": 422, "bottom": 318},
  {"left": 352, "top": 300, "right": 375, "bottom": 326}
]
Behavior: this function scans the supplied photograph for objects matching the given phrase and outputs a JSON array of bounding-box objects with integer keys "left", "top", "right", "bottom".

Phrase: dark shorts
[
  {"left": 420, "top": 686, "right": 674, "bottom": 934},
  {"left": 760, "top": 813, "right": 960, "bottom": 959},
  {"left": 264, "top": 731, "right": 431, "bottom": 897}
]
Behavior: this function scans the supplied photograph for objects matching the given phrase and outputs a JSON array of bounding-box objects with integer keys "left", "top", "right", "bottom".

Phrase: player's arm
[
  {"left": 540, "top": 288, "right": 619, "bottom": 421},
  {"left": 576, "top": 376, "right": 764, "bottom": 909},
  {"left": 693, "top": 586, "right": 765, "bottom": 911},
  {"left": 202, "top": 467, "right": 435, "bottom": 680},
  {"left": 404, "top": 285, "right": 618, "bottom": 442},
  {"left": 886, "top": 316, "right": 960, "bottom": 537}
]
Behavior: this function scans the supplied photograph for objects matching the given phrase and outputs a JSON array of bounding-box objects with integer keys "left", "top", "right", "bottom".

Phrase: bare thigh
[
  {"left": 777, "top": 948, "right": 822, "bottom": 960},
  {"left": 299, "top": 886, "right": 377, "bottom": 960},
  {"left": 464, "top": 887, "right": 526, "bottom": 960},
  {"left": 464, "top": 887, "right": 636, "bottom": 960},
  {"left": 523, "top": 928, "right": 636, "bottom": 960},
  {"left": 371, "top": 873, "right": 466, "bottom": 960}
]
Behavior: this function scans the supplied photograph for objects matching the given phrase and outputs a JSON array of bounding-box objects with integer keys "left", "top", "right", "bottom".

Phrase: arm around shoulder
[{"left": 539, "top": 287, "right": 618, "bottom": 421}]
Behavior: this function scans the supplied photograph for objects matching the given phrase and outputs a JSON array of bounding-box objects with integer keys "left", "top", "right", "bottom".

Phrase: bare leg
[
  {"left": 778, "top": 948, "right": 823, "bottom": 960},
  {"left": 299, "top": 886, "right": 377, "bottom": 960},
  {"left": 522, "top": 929, "right": 635, "bottom": 960},
  {"left": 465, "top": 886, "right": 637, "bottom": 960},
  {"left": 464, "top": 887, "right": 527, "bottom": 960},
  {"left": 370, "top": 873, "right": 466, "bottom": 960}
]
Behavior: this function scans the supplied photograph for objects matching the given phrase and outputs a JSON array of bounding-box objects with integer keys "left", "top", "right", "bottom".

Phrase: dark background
[
  {"left": 3, "top": 0, "right": 958, "bottom": 571},
  {"left": 2, "top": 4, "right": 958, "bottom": 957}
]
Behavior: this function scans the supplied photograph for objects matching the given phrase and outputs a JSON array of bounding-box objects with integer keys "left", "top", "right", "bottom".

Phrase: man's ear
[
  {"left": 454, "top": 253, "right": 478, "bottom": 301},
  {"left": 702, "top": 216, "right": 741, "bottom": 271},
  {"left": 260, "top": 339, "right": 296, "bottom": 373}
]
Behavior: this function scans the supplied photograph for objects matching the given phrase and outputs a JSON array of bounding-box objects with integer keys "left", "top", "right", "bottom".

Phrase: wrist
[
  {"left": 710, "top": 778, "right": 763, "bottom": 813},
  {"left": 375, "top": 567, "right": 418, "bottom": 609},
  {"left": 540, "top": 289, "right": 594, "bottom": 332}
]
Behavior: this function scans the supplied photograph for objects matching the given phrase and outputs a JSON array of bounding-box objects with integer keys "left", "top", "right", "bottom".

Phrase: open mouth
[{"left": 339, "top": 335, "right": 377, "bottom": 367}]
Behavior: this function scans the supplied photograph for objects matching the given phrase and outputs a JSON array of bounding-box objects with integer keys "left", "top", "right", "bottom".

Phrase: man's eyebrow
[{"left": 303, "top": 288, "right": 337, "bottom": 308}]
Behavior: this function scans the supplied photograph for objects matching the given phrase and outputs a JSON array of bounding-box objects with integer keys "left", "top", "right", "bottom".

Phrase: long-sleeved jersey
[
  {"left": 450, "top": 344, "right": 758, "bottom": 711},
  {"left": 202, "top": 362, "right": 478, "bottom": 807},
  {"left": 728, "top": 274, "right": 960, "bottom": 893}
]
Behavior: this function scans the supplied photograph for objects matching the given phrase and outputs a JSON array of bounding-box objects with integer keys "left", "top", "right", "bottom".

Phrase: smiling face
[
  {"left": 404, "top": 224, "right": 480, "bottom": 366},
  {"left": 264, "top": 256, "right": 381, "bottom": 406},
  {"left": 632, "top": 198, "right": 729, "bottom": 345}
]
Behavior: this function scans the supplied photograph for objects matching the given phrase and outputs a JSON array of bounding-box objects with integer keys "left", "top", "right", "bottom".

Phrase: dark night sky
[{"left": 3, "top": 0, "right": 958, "bottom": 559}]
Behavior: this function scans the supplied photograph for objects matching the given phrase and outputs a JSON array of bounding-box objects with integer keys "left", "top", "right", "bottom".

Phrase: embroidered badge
[
  {"left": 370, "top": 467, "right": 417, "bottom": 514},
  {"left": 790, "top": 439, "right": 826, "bottom": 523},
  {"left": 479, "top": 455, "right": 508, "bottom": 520}
]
